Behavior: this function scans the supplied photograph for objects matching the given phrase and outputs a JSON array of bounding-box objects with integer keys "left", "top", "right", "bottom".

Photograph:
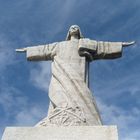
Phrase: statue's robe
[{"left": 26, "top": 38, "right": 122, "bottom": 126}]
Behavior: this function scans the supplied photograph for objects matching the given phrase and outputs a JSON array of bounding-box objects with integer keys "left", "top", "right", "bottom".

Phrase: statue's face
[{"left": 69, "top": 25, "right": 80, "bottom": 36}]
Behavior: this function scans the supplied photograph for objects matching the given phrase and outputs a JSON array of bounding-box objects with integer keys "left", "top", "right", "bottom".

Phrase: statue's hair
[{"left": 66, "top": 25, "right": 84, "bottom": 41}]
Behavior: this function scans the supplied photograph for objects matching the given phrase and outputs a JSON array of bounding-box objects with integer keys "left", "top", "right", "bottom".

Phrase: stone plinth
[{"left": 2, "top": 126, "right": 118, "bottom": 140}]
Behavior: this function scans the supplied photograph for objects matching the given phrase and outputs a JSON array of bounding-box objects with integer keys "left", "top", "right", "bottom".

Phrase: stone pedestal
[{"left": 2, "top": 126, "right": 118, "bottom": 140}]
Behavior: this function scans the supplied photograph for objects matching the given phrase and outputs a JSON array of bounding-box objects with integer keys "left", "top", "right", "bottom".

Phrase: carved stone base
[{"left": 2, "top": 126, "right": 118, "bottom": 140}]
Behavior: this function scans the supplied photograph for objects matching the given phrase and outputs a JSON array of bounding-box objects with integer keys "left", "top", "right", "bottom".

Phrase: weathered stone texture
[{"left": 2, "top": 126, "right": 118, "bottom": 140}]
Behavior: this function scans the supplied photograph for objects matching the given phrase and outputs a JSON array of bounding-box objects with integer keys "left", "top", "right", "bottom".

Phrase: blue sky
[{"left": 0, "top": 0, "right": 140, "bottom": 139}]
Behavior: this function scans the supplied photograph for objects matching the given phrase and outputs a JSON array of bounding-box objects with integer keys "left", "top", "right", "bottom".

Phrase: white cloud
[
  {"left": 0, "top": 35, "right": 16, "bottom": 73},
  {"left": 0, "top": 86, "right": 28, "bottom": 118},
  {"left": 15, "top": 105, "right": 46, "bottom": 126},
  {"left": 90, "top": 59, "right": 140, "bottom": 100},
  {"left": 0, "top": 85, "right": 47, "bottom": 138},
  {"left": 0, "top": 87, "right": 47, "bottom": 126},
  {"left": 97, "top": 98, "right": 140, "bottom": 140},
  {"left": 30, "top": 62, "right": 51, "bottom": 92}
]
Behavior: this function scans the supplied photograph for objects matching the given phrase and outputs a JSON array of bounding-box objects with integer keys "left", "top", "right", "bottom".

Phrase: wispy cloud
[
  {"left": 0, "top": 85, "right": 47, "bottom": 138},
  {"left": 0, "top": 34, "right": 16, "bottom": 73},
  {"left": 97, "top": 98, "right": 140, "bottom": 140},
  {"left": 15, "top": 105, "right": 46, "bottom": 126},
  {"left": 30, "top": 62, "right": 51, "bottom": 92}
]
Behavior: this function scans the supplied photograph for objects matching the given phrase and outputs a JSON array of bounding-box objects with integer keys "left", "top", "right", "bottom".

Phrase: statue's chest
[
  {"left": 57, "top": 40, "right": 81, "bottom": 59},
  {"left": 55, "top": 40, "right": 86, "bottom": 79}
]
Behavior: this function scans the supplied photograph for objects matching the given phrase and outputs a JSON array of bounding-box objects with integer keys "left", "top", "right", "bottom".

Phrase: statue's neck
[{"left": 70, "top": 35, "right": 79, "bottom": 41}]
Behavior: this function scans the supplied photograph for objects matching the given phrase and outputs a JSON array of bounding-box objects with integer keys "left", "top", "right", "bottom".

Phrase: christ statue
[{"left": 16, "top": 25, "right": 134, "bottom": 126}]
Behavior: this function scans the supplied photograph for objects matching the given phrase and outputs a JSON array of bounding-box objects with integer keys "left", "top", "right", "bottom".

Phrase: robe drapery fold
[
  {"left": 78, "top": 39, "right": 122, "bottom": 60},
  {"left": 26, "top": 38, "right": 122, "bottom": 126},
  {"left": 50, "top": 57, "right": 102, "bottom": 125},
  {"left": 27, "top": 42, "right": 58, "bottom": 61}
]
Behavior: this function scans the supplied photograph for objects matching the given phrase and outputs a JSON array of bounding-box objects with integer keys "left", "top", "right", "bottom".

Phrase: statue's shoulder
[
  {"left": 79, "top": 38, "right": 91, "bottom": 41},
  {"left": 79, "top": 38, "right": 97, "bottom": 45},
  {"left": 58, "top": 40, "right": 68, "bottom": 45}
]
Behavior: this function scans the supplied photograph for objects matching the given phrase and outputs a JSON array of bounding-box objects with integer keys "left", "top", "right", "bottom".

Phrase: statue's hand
[
  {"left": 122, "top": 41, "right": 135, "bottom": 47},
  {"left": 15, "top": 48, "right": 27, "bottom": 53}
]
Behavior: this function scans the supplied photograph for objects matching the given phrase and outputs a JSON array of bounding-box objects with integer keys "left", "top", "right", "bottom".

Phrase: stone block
[{"left": 2, "top": 126, "right": 118, "bottom": 140}]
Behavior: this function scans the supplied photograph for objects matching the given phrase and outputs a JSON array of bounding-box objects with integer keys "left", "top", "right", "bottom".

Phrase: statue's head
[{"left": 66, "top": 25, "right": 84, "bottom": 40}]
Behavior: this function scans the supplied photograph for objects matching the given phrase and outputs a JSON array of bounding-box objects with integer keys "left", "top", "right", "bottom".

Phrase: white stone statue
[{"left": 16, "top": 25, "right": 134, "bottom": 126}]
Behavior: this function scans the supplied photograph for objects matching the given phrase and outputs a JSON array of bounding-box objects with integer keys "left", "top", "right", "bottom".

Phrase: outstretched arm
[
  {"left": 16, "top": 42, "right": 58, "bottom": 61},
  {"left": 78, "top": 39, "right": 135, "bottom": 61},
  {"left": 16, "top": 48, "right": 27, "bottom": 52},
  {"left": 94, "top": 40, "right": 135, "bottom": 60},
  {"left": 122, "top": 41, "right": 135, "bottom": 47}
]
